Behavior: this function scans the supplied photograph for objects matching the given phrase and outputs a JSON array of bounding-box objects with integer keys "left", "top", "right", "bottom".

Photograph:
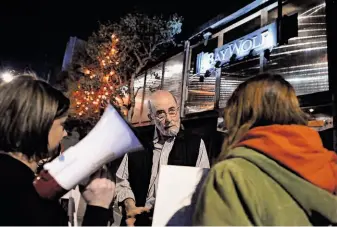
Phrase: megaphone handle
[{"left": 33, "top": 170, "right": 68, "bottom": 200}]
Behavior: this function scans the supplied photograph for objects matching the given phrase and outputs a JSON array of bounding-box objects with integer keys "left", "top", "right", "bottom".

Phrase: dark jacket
[
  {"left": 120, "top": 129, "right": 202, "bottom": 226},
  {"left": 0, "top": 153, "right": 110, "bottom": 226},
  {"left": 128, "top": 129, "right": 202, "bottom": 208}
]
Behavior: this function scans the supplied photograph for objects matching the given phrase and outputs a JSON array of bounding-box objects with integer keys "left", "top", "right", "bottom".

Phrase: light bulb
[{"left": 1, "top": 72, "right": 14, "bottom": 83}]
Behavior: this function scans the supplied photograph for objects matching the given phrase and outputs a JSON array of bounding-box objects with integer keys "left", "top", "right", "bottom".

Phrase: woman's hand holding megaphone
[{"left": 80, "top": 168, "right": 115, "bottom": 209}]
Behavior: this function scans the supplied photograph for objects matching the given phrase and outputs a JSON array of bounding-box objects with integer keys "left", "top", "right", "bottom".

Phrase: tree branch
[
  {"left": 116, "top": 73, "right": 122, "bottom": 85},
  {"left": 134, "top": 86, "right": 142, "bottom": 98},
  {"left": 135, "top": 65, "right": 143, "bottom": 75},
  {"left": 150, "top": 40, "right": 166, "bottom": 53},
  {"left": 142, "top": 42, "right": 149, "bottom": 55},
  {"left": 133, "top": 50, "right": 144, "bottom": 67}
]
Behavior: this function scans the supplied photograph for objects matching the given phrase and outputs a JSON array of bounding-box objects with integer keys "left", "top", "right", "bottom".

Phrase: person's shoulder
[
  {"left": 211, "top": 148, "right": 260, "bottom": 181},
  {"left": 0, "top": 154, "right": 33, "bottom": 179}
]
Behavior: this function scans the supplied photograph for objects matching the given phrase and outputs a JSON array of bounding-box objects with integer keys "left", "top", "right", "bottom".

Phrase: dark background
[{"left": 0, "top": 0, "right": 253, "bottom": 72}]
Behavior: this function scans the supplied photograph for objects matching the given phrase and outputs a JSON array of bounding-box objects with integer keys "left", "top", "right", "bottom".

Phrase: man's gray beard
[
  {"left": 155, "top": 121, "right": 180, "bottom": 137},
  {"left": 163, "top": 130, "right": 178, "bottom": 137},
  {"left": 161, "top": 127, "right": 179, "bottom": 137}
]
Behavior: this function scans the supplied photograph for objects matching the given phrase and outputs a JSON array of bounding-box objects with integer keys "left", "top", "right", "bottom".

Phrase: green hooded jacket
[{"left": 193, "top": 147, "right": 337, "bottom": 226}]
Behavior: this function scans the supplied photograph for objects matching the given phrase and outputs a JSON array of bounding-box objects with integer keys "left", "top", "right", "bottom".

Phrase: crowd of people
[{"left": 0, "top": 72, "right": 336, "bottom": 226}]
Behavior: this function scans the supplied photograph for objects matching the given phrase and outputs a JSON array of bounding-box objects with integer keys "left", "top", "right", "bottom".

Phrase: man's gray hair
[{"left": 147, "top": 91, "right": 178, "bottom": 114}]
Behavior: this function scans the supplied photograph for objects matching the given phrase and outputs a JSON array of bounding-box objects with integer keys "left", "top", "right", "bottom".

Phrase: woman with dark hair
[
  {"left": 0, "top": 75, "right": 115, "bottom": 226},
  {"left": 193, "top": 74, "right": 337, "bottom": 226}
]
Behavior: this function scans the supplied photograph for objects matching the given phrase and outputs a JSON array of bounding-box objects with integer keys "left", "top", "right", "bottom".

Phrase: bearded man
[{"left": 116, "top": 90, "right": 210, "bottom": 226}]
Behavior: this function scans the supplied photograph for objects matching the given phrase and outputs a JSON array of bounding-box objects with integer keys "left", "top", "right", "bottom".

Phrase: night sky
[{"left": 0, "top": 0, "right": 253, "bottom": 70}]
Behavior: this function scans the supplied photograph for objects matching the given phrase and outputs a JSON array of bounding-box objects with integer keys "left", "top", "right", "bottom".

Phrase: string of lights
[{"left": 70, "top": 35, "right": 128, "bottom": 120}]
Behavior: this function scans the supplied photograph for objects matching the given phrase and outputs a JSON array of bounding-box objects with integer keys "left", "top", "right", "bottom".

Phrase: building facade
[
  {"left": 61, "top": 37, "right": 86, "bottom": 72},
  {"left": 131, "top": 0, "right": 336, "bottom": 152},
  {"left": 60, "top": 0, "right": 336, "bottom": 151}
]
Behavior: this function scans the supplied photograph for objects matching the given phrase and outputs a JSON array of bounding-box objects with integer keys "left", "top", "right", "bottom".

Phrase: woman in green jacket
[{"left": 193, "top": 74, "right": 337, "bottom": 226}]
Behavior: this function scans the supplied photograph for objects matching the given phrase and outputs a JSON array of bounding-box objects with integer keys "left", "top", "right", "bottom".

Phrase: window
[
  {"left": 131, "top": 75, "right": 145, "bottom": 124},
  {"left": 162, "top": 53, "right": 184, "bottom": 105},
  {"left": 266, "top": 0, "right": 328, "bottom": 96},
  {"left": 140, "top": 64, "right": 163, "bottom": 123}
]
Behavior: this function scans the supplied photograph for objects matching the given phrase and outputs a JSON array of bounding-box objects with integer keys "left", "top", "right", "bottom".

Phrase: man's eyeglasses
[{"left": 155, "top": 108, "right": 179, "bottom": 122}]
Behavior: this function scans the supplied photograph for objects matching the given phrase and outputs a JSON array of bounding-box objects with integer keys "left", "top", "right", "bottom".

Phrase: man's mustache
[{"left": 164, "top": 121, "right": 178, "bottom": 129}]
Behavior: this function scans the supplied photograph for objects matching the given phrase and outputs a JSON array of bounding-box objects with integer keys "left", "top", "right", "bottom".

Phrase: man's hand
[{"left": 124, "top": 198, "right": 150, "bottom": 226}]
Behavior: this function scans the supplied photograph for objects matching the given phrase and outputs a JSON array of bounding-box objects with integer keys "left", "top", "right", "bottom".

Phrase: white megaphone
[{"left": 33, "top": 104, "right": 143, "bottom": 200}]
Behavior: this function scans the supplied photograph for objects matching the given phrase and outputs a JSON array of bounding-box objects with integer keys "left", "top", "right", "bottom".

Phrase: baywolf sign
[{"left": 196, "top": 22, "right": 277, "bottom": 74}]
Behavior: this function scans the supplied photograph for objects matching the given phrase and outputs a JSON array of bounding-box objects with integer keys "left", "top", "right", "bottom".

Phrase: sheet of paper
[{"left": 152, "top": 165, "right": 209, "bottom": 226}]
